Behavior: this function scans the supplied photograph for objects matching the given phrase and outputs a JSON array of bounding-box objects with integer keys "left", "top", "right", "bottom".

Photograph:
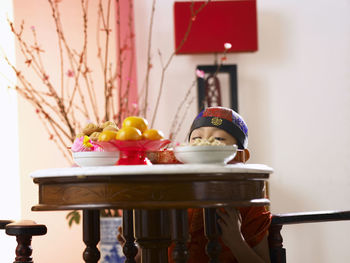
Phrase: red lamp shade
[{"left": 174, "top": 0, "right": 258, "bottom": 54}]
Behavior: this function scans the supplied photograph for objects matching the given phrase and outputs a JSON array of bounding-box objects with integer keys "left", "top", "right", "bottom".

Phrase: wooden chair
[
  {"left": 268, "top": 210, "right": 350, "bottom": 263},
  {"left": 0, "top": 220, "right": 47, "bottom": 263}
]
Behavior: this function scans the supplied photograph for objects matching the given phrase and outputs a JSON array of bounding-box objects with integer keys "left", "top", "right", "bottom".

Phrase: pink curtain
[{"left": 116, "top": 0, "right": 138, "bottom": 118}]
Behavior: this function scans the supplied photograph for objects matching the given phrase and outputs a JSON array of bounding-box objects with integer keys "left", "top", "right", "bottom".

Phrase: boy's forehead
[{"left": 192, "top": 127, "right": 235, "bottom": 137}]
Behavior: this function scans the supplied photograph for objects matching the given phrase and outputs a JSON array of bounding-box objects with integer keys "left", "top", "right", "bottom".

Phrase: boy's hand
[
  {"left": 216, "top": 207, "right": 245, "bottom": 249},
  {"left": 117, "top": 225, "right": 125, "bottom": 246}
]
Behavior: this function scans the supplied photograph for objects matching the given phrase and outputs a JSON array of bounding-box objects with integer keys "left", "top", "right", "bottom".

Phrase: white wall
[
  {"left": 134, "top": 0, "right": 350, "bottom": 262},
  {"left": 0, "top": 1, "right": 21, "bottom": 261}
]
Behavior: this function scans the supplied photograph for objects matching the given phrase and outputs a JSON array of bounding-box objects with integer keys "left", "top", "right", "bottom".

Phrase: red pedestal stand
[{"left": 97, "top": 139, "right": 171, "bottom": 165}]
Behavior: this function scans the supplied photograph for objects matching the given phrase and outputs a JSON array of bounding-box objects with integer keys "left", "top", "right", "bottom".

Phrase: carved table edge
[{"left": 32, "top": 199, "right": 270, "bottom": 211}]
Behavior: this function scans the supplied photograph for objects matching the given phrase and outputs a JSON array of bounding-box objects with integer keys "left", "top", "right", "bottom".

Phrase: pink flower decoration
[
  {"left": 91, "top": 141, "right": 103, "bottom": 152},
  {"left": 196, "top": 69, "right": 205, "bottom": 78},
  {"left": 71, "top": 136, "right": 94, "bottom": 152}
]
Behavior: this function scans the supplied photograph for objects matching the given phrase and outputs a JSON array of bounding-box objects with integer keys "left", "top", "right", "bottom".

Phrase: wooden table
[{"left": 31, "top": 163, "right": 272, "bottom": 263}]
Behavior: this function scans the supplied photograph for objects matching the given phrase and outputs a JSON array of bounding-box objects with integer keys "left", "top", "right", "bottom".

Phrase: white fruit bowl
[
  {"left": 173, "top": 145, "right": 237, "bottom": 165},
  {"left": 72, "top": 151, "right": 119, "bottom": 167}
]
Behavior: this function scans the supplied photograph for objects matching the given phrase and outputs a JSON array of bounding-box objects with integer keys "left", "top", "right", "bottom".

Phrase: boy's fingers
[
  {"left": 217, "top": 218, "right": 228, "bottom": 229},
  {"left": 216, "top": 209, "right": 223, "bottom": 216},
  {"left": 237, "top": 211, "right": 242, "bottom": 224},
  {"left": 225, "top": 207, "right": 236, "bottom": 217},
  {"left": 117, "top": 233, "right": 125, "bottom": 244},
  {"left": 117, "top": 225, "right": 125, "bottom": 245},
  {"left": 225, "top": 207, "right": 241, "bottom": 223},
  {"left": 216, "top": 209, "right": 230, "bottom": 223}
]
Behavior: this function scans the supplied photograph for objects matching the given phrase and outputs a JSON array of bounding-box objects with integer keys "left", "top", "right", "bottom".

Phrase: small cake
[
  {"left": 82, "top": 123, "right": 100, "bottom": 136},
  {"left": 89, "top": 131, "right": 101, "bottom": 141},
  {"left": 100, "top": 121, "right": 118, "bottom": 130}
]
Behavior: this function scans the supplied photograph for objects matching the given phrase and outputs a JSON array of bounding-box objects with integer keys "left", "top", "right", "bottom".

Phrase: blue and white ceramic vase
[{"left": 100, "top": 217, "right": 125, "bottom": 263}]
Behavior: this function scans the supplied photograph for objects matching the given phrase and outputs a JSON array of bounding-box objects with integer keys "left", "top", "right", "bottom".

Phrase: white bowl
[
  {"left": 173, "top": 145, "right": 238, "bottom": 165},
  {"left": 72, "top": 151, "right": 119, "bottom": 167}
]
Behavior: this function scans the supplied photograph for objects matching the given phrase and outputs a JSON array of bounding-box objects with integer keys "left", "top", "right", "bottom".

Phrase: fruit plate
[
  {"left": 95, "top": 139, "right": 171, "bottom": 165},
  {"left": 72, "top": 151, "right": 120, "bottom": 167},
  {"left": 173, "top": 145, "right": 237, "bottom": 165}
]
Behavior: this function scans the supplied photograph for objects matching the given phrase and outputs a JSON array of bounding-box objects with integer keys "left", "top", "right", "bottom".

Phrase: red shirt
[{"left": 168, "top": 206, "right": 271, "bottom": 263}]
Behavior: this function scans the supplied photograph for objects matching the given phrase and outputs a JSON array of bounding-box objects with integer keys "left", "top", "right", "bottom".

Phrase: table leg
[
  {"left": 203, "top": 208, "right": 221, "bottom": 263},
  {"left": 170, "top": 209, "right": 189, "bottom": 263},
  {"left": 82, "top": 210, "right": 100, "bottom": 263},
  {"left": 134, "top": 209, "right": 172, "bottom": 263},
  {"left": 122, "top": 209, "right": 138, "bottom": 263},
  {"left": 268, "top": 224, "right": 286, "bottom": 263}
]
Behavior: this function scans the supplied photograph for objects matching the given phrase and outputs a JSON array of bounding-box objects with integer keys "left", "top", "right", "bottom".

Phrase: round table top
[
  {"left": 31, "top": 163, "right": 272, "bottom": 210},
  {"left": 30, "top": 163, "right": 273, "bottom": 179}
]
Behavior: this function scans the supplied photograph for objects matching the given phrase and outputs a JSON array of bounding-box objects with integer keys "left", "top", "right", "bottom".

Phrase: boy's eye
[
  {"left": 191, "top": 136, "right": 202, "bottom": 140},
  {"left": 214, "top": 137, "right": 226, "bottom": 141}
]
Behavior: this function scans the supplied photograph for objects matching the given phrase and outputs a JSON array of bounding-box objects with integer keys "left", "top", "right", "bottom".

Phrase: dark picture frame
[{"left": 196, "top": 64, "right": 238, "bottom": 113}]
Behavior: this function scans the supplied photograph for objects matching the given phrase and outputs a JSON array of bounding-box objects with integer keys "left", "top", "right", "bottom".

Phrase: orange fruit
[
  {"left": 98, "top": 130, "right": 118, "bottom": 141},
  {"left": 122, "top": 116, "right": 148, "bottom": 133},
  {"left": 116, "top": 126, "right": 142, "bottom": 141},
  {"left": 142, "top": 129, "right": 164, "bottom": 140}
]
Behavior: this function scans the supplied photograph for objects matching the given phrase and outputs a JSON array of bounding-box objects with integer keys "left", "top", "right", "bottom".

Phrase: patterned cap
[{"left": 189, "top": 107, "right": 248, "bottom": 149}]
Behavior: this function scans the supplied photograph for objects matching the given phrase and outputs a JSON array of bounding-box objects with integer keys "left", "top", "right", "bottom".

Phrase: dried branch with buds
[{"left": 2, "top": 0, "right": 136, "bottom": 162}]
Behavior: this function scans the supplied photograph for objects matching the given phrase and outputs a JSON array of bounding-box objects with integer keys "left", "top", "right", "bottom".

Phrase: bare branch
[{"left": 150, "top": 0, "right": 210, "bottom": 126}]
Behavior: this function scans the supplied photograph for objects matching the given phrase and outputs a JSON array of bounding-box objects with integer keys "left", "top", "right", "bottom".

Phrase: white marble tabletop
[{"left": 30, "top": 163, "right": 273, "bottom": 178}]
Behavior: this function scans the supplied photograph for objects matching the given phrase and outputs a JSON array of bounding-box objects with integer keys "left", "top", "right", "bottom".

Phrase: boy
[{"left": 168, "top": 106, "right": 271, "bottom": 263}]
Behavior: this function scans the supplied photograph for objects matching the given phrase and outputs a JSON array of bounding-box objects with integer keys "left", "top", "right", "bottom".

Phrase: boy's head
[{"left": 189, "top": 107, "right": 248, "bottom": 149}]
